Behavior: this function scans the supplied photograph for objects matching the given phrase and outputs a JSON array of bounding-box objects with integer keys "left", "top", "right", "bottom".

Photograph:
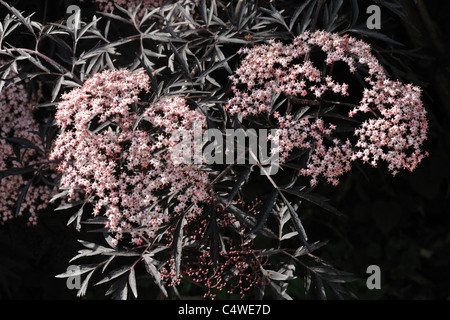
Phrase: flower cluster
[
  {"left": 50, "top": 69, "right": 210, "bottom": 243},
  {"left": 0, "top": 69, "right": 53, "bottom": 226},
  {"left": 227, "top": 30, "right": 428, "bottom": 185},
  {"left": 350, "top": 80, "right": 429, "bottom": 175},
  {"left": 271, "top": 114, "right": 354, "bottom": 186}
]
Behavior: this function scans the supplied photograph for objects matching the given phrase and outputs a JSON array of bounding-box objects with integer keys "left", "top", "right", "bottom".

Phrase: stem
[{"left": 5, "top": 48, "right": 82, "bottom": 84}]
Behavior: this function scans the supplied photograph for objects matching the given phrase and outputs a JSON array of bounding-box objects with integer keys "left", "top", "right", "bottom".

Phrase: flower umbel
[
  {"left": 50, "top": 69, "right": 209, "bottom": 243},
  {"left": 227, "top": 30, "right": 428, "bottom": 185}
]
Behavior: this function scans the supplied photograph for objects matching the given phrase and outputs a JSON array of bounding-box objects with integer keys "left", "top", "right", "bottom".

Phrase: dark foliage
[{"left": 0, "top": 0, "right": 449, "bottom": 300}]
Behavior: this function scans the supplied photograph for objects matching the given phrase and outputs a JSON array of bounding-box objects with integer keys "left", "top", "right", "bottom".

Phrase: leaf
[
  {"left": 175, "top": 2, "right": 199, "bottom": 28},
  {"left": 289, "top": 0, "right": 311, "bottom": 31},
  {"left": 81, "top": 239, "right": 120, "bottom": 252},
  {"left": 67, "top": 207, "right": 84, "bottom": 231},
  {"left": 249, "top": 188, "right": 278, "bottom": 236},
  {"left": 350, "top": 0, "right": 359, "bottom": 27},
  {"left": 76, "top": 16, "right": 101, "bottom": 41},
  {"left": 314, "top": 273, "right": 327, "bottom": 300},
  {"left": 55, "top": 200, "right": 84, "bottom": 211},
  {"left": 223, "top": 200, "right": 256, "bottom": 227},
  {"left": 207, "top": 0, "right": 216, "bottom": 27},
  {"left": 280, "top": 231, "right": 298, "bottom": 241},
  {"left": 223, "top": 199, "right": 277, "bottom": 239},
  {"left": 143, "top": 255, "right": 168, "bottom": 297},
  {"left": 15, "top": 178, "right": 33, "bottom": 217},
  {"left": 304, "top": 269, "right": 312, "bottom": 296},
  {"left": 200, "top": 204, "right": 224, "bottom": 266},
  {"left": 76, "top": 269, "right": 95, "bottom": 297},
  {"left": 16, "top": 49, "right": 50, "bottom": 72},
  {"left": 0, "top": 166, "right": 35, "bottom": 180},
  {"left": 260, "top": 6, "right": 289, "bottom": 31},
  {"left": 226, "top": 166, "right": 252, "bottom": 206},
  {"left": 172, "top": 214, "right": 186, "bottom": 277},
  {"left": 51, "top": 76, "right": 63, "bottom": 102},
  {"left": 168, "top": 41, "right": 191, "bottom": 80},
  {"left": 262, "top": 268, "right": 297, "bottom": 281},
  {"left": 294, "top": 240, "right": 328, "bottom": 257},
  {"left": 200, "top": 0, "right": 208, "bottom": 25},
  {"left": 279, "top": 192, "right": 308, "bottom": 245},
  {"left": 55, "top": 264, "right": 98, "bottom": 278},
  {"left": 281, "top": 188, "right": 342, "bottom": 216},
  {"left": 348, "top": 28, "right": 404, "bottom": 47},
  {"left": 326, "top": 0, "right": 343, "bottom": 31},
  {"left": 69, "top": 240, "right": 116, "bottom": 262},
  {"left": 79, "top": 37, "right": 135, "bottom": 60},
  {"left": 196, "top": 54, "right": 234, "bottom": 83},
  {"left": 128, "top": 268, "right": 138, "bottom": 299},
  {"left": 214, "top": 45, "right": 232, "bottom": 73},
  {"left": 49, "top": 190, "right": 68, "bottom": 203},
  {"left": 1, "top": 137, "right": 43, "bottom": 154},
  {"left": 299, "top": 0, "right": 315, "bottom": 33},
  {"left": 105, "top": 275, "right": 128, "bottom": 300},
  {"left": 0, "top": 0, "right": 36, "bottom": 37},
  {"left": 268, "top": 280, "right": 293, "bottom": 300},
  {"left": 95, "top": 265, "right": 132, "bottom": 286},
  {"left": 216, "top": 35, "right": 247, "bottom": 44}
]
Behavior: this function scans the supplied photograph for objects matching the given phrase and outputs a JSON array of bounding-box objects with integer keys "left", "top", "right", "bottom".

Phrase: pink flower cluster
[
  {"left": 350, "top": 80, "right": 428, "bottom": 175},
  {"left": 271, "top": 114, "right": 353, "bottom": 186},
  {"left": 226, "top": 30, "right": 428, "bottom": 185},
  {"left": 50, "top": 69, "right": 210, "bottom": 244},
  {"left": 0, "top": 70, "right": 53, "bottom": 226}
]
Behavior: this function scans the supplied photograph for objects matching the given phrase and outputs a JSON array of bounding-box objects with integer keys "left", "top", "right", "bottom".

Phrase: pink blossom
[
  {"left": 0, "top": 63, "right": 54, "bottom": 225},
  {"left": 226, "top": 31, "right": 428, "bottom": 186},
  {"left": 50, "top": 69, "right": 210, "bottom": 243}
]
